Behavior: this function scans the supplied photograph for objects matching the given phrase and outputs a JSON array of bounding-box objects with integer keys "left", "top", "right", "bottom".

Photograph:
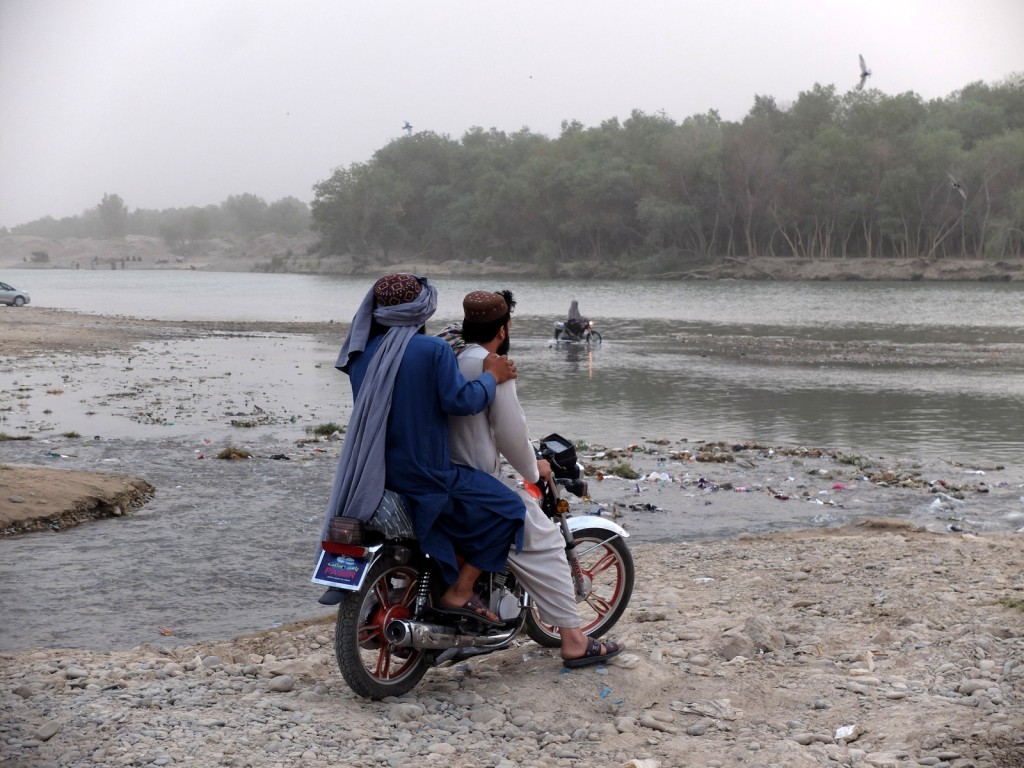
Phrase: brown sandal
[
  {"left": 563, "top": 637, "right": 622, "bottom": 668},
  {"left": 438, "top": 594, "right": 504, "bottom": 627}
]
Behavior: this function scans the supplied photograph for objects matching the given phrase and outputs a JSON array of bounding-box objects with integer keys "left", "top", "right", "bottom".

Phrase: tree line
[
  {"left": 8, "top": 193, "right": 311, "bottom": 247},
  {"left": 312, "top": 75, "right": 1024, "bottom": 273}
]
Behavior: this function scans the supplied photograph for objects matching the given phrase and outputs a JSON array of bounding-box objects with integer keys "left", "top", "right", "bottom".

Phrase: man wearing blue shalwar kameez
[{"left": 318, "top": 274, "right": 525, "bottom": 624}]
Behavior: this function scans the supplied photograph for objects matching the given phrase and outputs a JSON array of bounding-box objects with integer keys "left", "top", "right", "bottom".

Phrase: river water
[
  {"left": 5, "top": 268, "right": 1024, "bottom": 464},
  {"left": 2, "top": 268, "right": 1023, "bottom": 652}
]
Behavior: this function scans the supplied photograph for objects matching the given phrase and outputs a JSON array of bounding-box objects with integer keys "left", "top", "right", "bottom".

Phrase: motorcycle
[
  {"left": 553, "top": 318, "right": 602, "bottom": 345},
  {"left": 312, "top": 434, "right": 633, "bottom": 700}
]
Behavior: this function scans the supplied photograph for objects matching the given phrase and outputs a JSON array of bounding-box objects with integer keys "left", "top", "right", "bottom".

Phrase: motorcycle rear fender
[{"left": 567, "top": 515, "right": 629, "bottom": 539}]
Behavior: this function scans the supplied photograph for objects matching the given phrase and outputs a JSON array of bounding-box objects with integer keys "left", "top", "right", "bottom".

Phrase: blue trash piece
[{"left": 600, "top": 685, "right": 612, "bottom": 699}]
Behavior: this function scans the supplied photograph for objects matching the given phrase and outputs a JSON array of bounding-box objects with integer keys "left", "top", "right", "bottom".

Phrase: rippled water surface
[{"left": 5, "top": 269, "right": 1024, "bottom": 464}]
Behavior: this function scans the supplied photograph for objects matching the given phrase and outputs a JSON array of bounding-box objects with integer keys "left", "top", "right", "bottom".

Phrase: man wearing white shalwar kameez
[{"left": 447, "top": 290, "right": 621, "bottom": 667}]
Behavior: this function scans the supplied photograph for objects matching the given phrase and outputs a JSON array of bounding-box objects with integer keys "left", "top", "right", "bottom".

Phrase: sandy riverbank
[
  {"left": 2, "top": 307, "right": 1023, "bottom": 767},
  {"left": 4, "top": 233, "right": 1024, "bottom": 282}
]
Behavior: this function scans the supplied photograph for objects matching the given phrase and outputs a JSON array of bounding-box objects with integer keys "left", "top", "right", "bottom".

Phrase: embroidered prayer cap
[
  {"left": 463, "top": 291, "right": 508, "bottom": 323},
  {"left": 373, "top": 273, "right": 422, "bottom": 307}
]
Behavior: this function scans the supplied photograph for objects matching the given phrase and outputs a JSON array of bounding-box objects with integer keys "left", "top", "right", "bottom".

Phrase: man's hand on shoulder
[{"left": 483, "top": 353, "right": 517, "bottom": 384}]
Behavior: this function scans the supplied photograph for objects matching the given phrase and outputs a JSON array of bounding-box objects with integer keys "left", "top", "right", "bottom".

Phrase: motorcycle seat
[{"left": 365, "top": 489, "right": 416, "bottom": 539}]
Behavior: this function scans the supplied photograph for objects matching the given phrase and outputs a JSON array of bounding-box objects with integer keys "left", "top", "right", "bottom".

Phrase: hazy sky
[{"left": 1, "top": 0, "right": 1021, "bottom": 229}]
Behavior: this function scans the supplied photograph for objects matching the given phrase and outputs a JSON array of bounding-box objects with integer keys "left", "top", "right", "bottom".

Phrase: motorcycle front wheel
[
  {"left": 585, "top": 330, "right": 603, "bottom": 345},
  {"left": 525, "top": 527, "right": 634, "bottom": 647},
  {"left": 334, "top": 559, "right": 431, "bottom": 700}
]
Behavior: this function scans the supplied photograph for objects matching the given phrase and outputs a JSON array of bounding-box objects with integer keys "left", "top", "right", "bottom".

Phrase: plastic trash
[{"left": 628, "top": 502, "right": 661, "bottom": 512}]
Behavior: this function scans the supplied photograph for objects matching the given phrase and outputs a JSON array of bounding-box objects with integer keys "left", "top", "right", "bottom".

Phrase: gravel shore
[{"left": 3, "top": 524, "right": 1023, "bottom": 768}]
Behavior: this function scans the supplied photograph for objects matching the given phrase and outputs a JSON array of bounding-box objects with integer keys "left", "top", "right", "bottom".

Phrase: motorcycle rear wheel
[
  {"left": 525, "top": 527, "right": 634, "bottom": 648},
  {"left": 334, "top": 560, "right": 431, "bottom": 699}
]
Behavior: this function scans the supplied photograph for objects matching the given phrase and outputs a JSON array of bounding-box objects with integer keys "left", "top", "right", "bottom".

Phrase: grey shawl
[
  {"left": 568, "top": 299, "right": 583, "bottom": 323},
  {"left": 319, "top": 276, "right": 438, "bottom": 536}
]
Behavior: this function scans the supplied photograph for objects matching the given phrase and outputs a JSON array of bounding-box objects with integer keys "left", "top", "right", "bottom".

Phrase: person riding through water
[
  {"left": 566, "top": 298, "right": 589, "bottom": 337},
  {"left": 444, "top": 289, "right": 622, "bottom": 667},
  {"left": 317, "top": 273, "right": 525, "bottom": 625}
]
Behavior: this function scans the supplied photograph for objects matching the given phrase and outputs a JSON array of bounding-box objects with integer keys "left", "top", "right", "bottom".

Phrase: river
[{"left": 4, "top": 268, "right": 1023, "bottom": 465}]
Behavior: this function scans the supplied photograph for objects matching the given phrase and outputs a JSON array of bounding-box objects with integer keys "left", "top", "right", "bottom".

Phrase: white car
[{"left": 0, "top": 281, "right": 30, "bottom": 306}]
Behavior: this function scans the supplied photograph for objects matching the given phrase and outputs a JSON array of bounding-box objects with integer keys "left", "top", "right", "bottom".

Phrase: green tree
[
  {"left": 97, "top": 193, "right": 128, "bottom": 238},
  {"left": 223, "top": 193, "right": 269, "bottom": 235},
  {"left": 266, "top": 197, "right": 310, "bottom": 236}
]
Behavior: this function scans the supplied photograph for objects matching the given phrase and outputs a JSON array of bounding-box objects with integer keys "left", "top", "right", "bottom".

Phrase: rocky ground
[
  {"left": 2, "top": 523, "right": 1023, "bottom": 768},
  {"left": 2, "top": 308, "right": 1023, "bottom": 768}
]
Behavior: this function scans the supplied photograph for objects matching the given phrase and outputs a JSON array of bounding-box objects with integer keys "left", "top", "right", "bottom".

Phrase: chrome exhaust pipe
[{"left": 385, "top": 619, "right": 518, "bottom": 650}]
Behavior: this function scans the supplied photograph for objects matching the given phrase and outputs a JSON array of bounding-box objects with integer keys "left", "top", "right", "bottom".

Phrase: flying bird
[
  {"left": 857, "top": 54, "right": 871, "bottom": 91},
  {"left": 947, "top": 172, "right": 967, "bottom": 200},
  {"left": 402, "top": 121, "right": 413, "bottom": 136}
]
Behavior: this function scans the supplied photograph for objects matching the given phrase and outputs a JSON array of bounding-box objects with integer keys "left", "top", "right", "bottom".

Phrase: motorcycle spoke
[
  {"left": 357, "top": 620, "right": 382, "bottom": 646},
  {"left": 586, "top": 550, "right": 620, "bottom": 579},
  {"left": 583, "top": 592, "right": 615, "bottom": 618},
  {"left": 394, "top": 579, "right": 417, "bottom": 605},
  {"left": 372, "top": 579, "right": 393, "bottom": 608},
  {"left": 373, "top": 646, "right": 395, "bottom": 679}
]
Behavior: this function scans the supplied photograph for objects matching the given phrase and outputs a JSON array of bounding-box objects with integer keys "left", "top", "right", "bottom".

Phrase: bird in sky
[
  {"left": 857, "top": 54, "right": 872, "bottom": 91},
  {"left": 947, "top": 172, "right": 967, "bottom": 200},
  {"left": 402, "top": 121, "right": 413, "bottom": 136}
]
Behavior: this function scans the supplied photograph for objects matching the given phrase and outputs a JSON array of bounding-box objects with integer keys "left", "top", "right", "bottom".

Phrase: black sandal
[{"left": 562, "top": 637, "right": 622, "bottom": 668}]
